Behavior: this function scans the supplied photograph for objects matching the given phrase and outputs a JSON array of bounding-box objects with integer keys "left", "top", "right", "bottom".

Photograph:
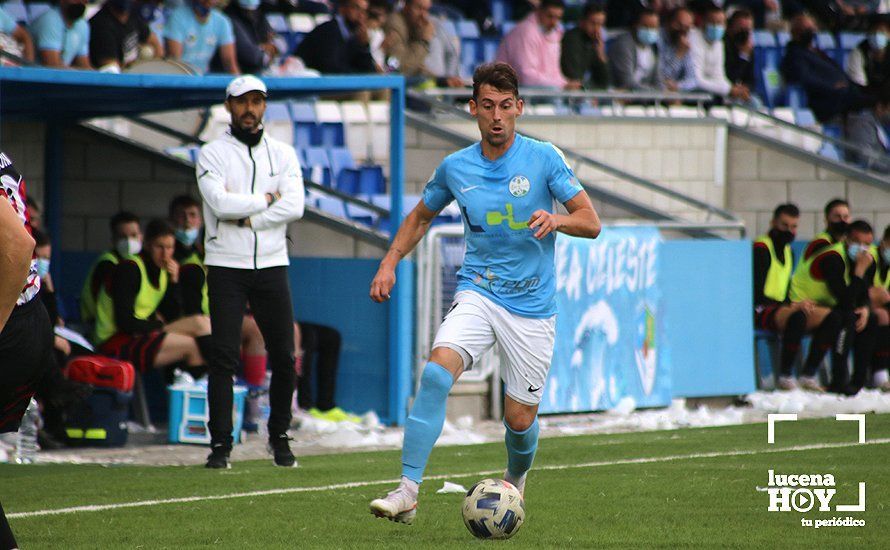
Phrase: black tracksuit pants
[{"left": 207, "top": 266, "right": 295, "bottom": 448}]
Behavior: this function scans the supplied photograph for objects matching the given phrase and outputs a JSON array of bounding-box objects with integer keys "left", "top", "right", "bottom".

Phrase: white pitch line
[{"left": 9, "top": 437, "right": 890, "bottom": 520}]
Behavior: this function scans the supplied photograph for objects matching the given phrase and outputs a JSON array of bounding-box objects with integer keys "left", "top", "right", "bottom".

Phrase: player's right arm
[
  {"left": 370, "top": 201, "right": 439, "bottom": 303},
  {"left": 0, "top": 195, "right": 35, "bottom": 332}
]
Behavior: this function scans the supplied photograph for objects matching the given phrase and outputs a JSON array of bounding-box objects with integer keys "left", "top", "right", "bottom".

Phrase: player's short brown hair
[{"left": 472, "top": 62, "right": 519, "bottom": 101}]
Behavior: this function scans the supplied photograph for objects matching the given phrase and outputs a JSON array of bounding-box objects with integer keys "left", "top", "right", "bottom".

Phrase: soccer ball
[{"left": 461, "top": 478, "right": 525, "bottom": 539}]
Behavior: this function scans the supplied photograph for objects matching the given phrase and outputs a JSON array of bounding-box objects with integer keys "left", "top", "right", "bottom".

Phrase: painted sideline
[{"left": 9, "top": 437, "right": 890, "bottom": 519}]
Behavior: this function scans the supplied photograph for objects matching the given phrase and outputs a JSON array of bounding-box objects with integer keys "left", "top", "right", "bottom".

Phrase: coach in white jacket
[{"left": 197, "top": 75, "right": 304, "bottom": 469}]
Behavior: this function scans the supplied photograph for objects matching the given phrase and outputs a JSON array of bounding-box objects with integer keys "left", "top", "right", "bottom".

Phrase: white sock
[
  {"left": 399, "top": 476, "right": 419, "bottom": 499},
  {"left": 874, "top": 370, "right": 889, "bottom": 386}
]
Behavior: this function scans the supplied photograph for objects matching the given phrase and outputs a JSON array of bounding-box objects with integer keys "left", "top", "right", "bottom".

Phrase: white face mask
[{"left": 115, "top": 237, "right": 142, "bottom": 257}]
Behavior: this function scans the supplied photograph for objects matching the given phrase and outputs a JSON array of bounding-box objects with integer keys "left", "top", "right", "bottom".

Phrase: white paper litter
[{"left": 437, "top": 481, "right": 468, "bottom": 494}]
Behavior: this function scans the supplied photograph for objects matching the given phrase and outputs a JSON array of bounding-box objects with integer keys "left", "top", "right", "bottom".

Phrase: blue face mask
[
  {"left": 705, "top": 24, "right": 725, "bottom": 42},
  {"left": 882, "top": 247, "right": 890, "bottom": 265},
  {"left": 238, "top": 0, "right": 260, "bottom": 9},
  {"left": 636, "top": 28, "right": 659, "bottom": 46},
  {"left": 36, "top": 258, "right": 50, "bottom": 278},
  {"left": 847, "top": 243, "right": 867, "bottom": 261},
  {"left": 868, "top": 32, "right": 888, "bottom": 51},
  {"left": 175, "top": 227, "right": 200, "bottom": 247},
  {"left": 192, "top": 0, "right": 211, "bottom": 17}
]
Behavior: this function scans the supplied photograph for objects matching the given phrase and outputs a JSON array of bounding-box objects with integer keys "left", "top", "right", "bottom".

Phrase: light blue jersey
[
  {"left": 30, "top": 8, "right": 89, "bottom": 66},
  {"left": 163, "top": 6, "right": 233, "bottom": 74},
  {"left": 423, "top": 133, "right": 583, "bottom": 318}
]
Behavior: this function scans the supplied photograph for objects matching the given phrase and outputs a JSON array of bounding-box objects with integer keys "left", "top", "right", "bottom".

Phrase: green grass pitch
[{"left": 3, "top": 415, "right": 887, "bottom": 549}]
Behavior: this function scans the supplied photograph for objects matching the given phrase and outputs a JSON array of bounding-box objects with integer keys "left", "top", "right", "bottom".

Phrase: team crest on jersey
[{"left": 509, "top": 175, "right": 530, "bottom": 197}]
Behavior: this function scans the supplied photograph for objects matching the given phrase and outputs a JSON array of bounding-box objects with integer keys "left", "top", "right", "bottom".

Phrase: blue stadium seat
[
  {"left": 776, "top": 31, "right": 790, "bottom": 47},
  {"left": 336, "top": 168, "right": 361, "bottom": 195},
  {"left": 266, "top": 12, "right": 288, "bottom": 33},
  {"left": 265, "top": 101, "right": 291, "bottom": 120},
  {"left": 481, "top": 38, "right": 499, "bottom": 64},
  {"left": 819, "top": 143, "right": 842, "bottom": 161},
  {"left": 785, "top": 85, "right": 808, "bottom": 110},
  {"left": 2, "top": 1, "right": 27, "bottom": 23},
  {"left": 26, "top": 2, "right": 50, "bottom": 22},
  {"left": 753, "top": 30, "right": 775, "bottom": 47},
  {"left": 839, "top": 32, "right": 865, "bottom": 50},
  {"left": 793, "top": 108, "right": 817, "bottom": 127},
  {"left": 491, "top": 0, "right": 512, "bottom": 30},
  {"left": 290, "top": 101, "right": 317, "bottom": 122},
  {"left": 345, "top": 202, "right": 379, "bottom": 227},
  {"left": 303, "top": 146, "right": 332, "bottom": 185},
  {"left": 291, "top": 101, "right": 320, "bottom": 146},
  {"left": 461, "top": 38, "right": 480, "bottom": 77},
  {"left": 358, "top": 165, "right": 386, "bottom": 195},
  {"left": 456, "top": 19, "right": 479, "bottom": 39},
  {"left": 316, "top": 197, "right": 347, "bottom": 219},
  {"left": 329, "top": 146, "right": 356, "bottom": 181},
  {"left": 759, "top": 66, "right": 783, "bottom": 109},
  {"left": 815, "top": 32, "right": 836, "bottom": 51},
  {"left": 318, "top": 122, "right": 345, "bottom": 148}
]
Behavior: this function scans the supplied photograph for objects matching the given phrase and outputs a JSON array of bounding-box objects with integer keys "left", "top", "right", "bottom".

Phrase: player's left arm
[
  {"left": 0, "top": 195, "right": 36, "bottom": 332},
  {"left": 528, "top": 190, "right": 601, "bottom": 240}
]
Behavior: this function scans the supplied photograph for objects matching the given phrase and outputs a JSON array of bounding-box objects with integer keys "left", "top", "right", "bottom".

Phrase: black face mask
[
  {"left": 769, "top": 228, "right": 795, "bottom": 248},
  {"left": 733, "top": 29, "right": 750, "bottom": 46},
  {"left": 829, "top": 220, "right": 849, "bottom": 237},
  {"left": 230, "top": 124, "right": 264, "bottom": 147},
  {"left": 64, "top": 3, "right": 86, "bottom": 21}
]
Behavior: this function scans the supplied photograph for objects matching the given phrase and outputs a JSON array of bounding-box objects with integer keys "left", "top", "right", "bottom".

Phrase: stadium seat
[
  {"left": 26, "top": 2, "right": 50, "bottom": 22},
  {"left": 491, "top": 0, "right": 512, "bottom": 30},
  {"left": 815, "top": 32, "right": 836, "bottom": 51},
  {"left": 315, "top": 101, "right": 345, "bottom": 147},
  {"left": 345, "top": 202, "right": 379, "bottom": 227},
  {"left": 759, "top": 66, "right": 783, "bottom": 109},
  {"left": 291, "top": 101, "right": 319, "bottom": 147},
  {"left": 264, "top": 101, "right": 294, "bottom": 144},
  {"left": 315, "top": 196, "right": 347, "bottom": 219},
  {"left": 358, "top": 165, "right": 386, "bottom": 195},
  {"left": 266, "top": 12, "right": 288, "bottom": 33},
  {"left": 368, "top": 101, "right": 390, "bottom": 163},
  {"left": 2, "top": 1, "right": 27, "bottom": 24},
  {"left": 776, "top": 31, "right": 790, "bottom": 47},
  {"left": 461, "top": 38, "right": 480, "bottom": 77},
  {"left": 456, "top": 19, "right": 479, "bottom": 39},
  {"left": 785, "top": 85, "right": 807, "bottom": 110},
  {"left": 340, "top": 101, "right": 371, "bottom": 162},
  {"left": 336, "top": 168, "right": 361, "bottom": 195},
  {"left": 303, "top": 146, "right": 332, "bottom": 185},
  {"left": 753, "top": 30, "right": 775, "bottom": 48},
  {"left": 289, "top": 13, "right": 316, "bottom": 32},
  {"left": 328, "top": 146, "right": 356, "bottom": 182},
  {"left": 793, "top": 108, "right": 823, "bottom": 153}
]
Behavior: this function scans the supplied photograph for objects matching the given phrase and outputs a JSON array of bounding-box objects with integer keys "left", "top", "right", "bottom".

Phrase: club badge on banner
[{"left": 541, "top": 227, "right": 671, "bottom": 414}]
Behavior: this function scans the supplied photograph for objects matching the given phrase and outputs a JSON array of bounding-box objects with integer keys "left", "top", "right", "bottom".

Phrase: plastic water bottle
[{"left": 15, "top": 398, "right": 40, "bottom": 464}]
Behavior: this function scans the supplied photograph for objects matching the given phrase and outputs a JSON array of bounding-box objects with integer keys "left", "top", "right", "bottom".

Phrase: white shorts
[{"left": 432, "top": 290, "right": 556, "bottom": 406}]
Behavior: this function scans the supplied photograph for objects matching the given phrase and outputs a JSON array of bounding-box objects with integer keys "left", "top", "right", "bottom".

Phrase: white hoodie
[{"left": 197, "top": 130, "right": 305, "bottom": 270}]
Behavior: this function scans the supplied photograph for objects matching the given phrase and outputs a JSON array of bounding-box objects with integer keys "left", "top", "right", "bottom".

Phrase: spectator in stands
[
  {"left": 30, "top": 0, "right": 92, "bottom": 69},
  {"left": 131, "top": 0, "right": 165, "bottom": 59},
  {"left": 297, "top": 322, "right": 360, "bottom": 422},
  {"left": 869, "top": 224, "right": 890, "bottom": 391},
  {"left": 845, "top": 17, "right": 890, "bottom": 89},
  {"left": 606, "top": 0, "right": 660, "bottom": 29},
  {"left": 295, "top": 0, "right": 378, "bottom": 74},
  {"left": 80, "top": 211, "right": 143, "bottom": 325},
  {"left": 845, "top": 80, "right": 890, "bottom": 170},
  {"left": 690, "top": 5, "right": 752, "bottom": 102},
  {"left": 0, "top": 6, "right": 35, "bottom": 63},
  {"left": 367, "top": 0, "right": 389, "bottom": 70},
  {"left": 496, "top": 0, "right": 574, "bottom": 89},
  {"left": 89, "top": 0, "right": 161, "bottom": 72},
  {"left": 725, "top": 0, "right": 786, "bottom": 29},
  {"left": 803, "top": 198, "right": 852, "bottom": 261},
  {"left": 383, "top": 0, "right": 463, "bottom": 87},
  {"left": 751, "top": 204, "right": 832, "bottom": 391},
  {"left": 94, "top": 218, "right": 214, "bottom": 375},
  {"left": 790, "top": 219, "right": 877, "bottom": 394},
  {"left": 659, "top": 7, "right": 697, "bottom": 92},
  {"left": 724, "top": 8, "right": 756, "bottom": 94},
  {"left": 609, "top": 9, "right": 662, "bottom": 90},
  {"left": 560, "top": 2, "right": 610, "bottom": 89},
  {"left": 165, "top": 0, "right": 239, "bottom": 74},
  {"left": 221, "top": 0, "right": 278, "bottom": 75},
  {"left": 781, "top": 13, "right": 871, "bottom": 122}
]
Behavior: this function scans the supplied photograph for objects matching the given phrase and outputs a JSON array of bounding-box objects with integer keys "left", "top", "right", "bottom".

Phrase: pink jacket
[{"left": 495, "top": 14, "right": 566, "bottom": 88}]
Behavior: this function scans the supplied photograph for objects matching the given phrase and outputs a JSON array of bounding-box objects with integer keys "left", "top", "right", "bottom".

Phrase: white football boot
[
  {"left": 369, "top": 482, "right": 418, "bottom": 524},
  {"left": 503, "top": 470, "right": 527, "bottom": 499}
]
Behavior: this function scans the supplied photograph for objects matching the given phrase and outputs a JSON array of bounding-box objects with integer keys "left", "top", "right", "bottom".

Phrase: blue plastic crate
[{"left": 168, "top": 385, "right": 247, "bottom": 445}]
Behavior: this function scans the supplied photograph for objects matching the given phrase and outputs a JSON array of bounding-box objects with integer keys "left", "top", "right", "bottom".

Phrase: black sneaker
[
  {"left": 268, "top": 434, "right": 297, "bottom": 467},
  {"left": 205, "top": 444, "right": 231, "bottom": 469}
]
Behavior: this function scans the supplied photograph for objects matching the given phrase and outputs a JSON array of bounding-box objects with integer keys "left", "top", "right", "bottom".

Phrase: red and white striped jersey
[{"left": 0, "top": 151, "right": 40, "bottom": 305}]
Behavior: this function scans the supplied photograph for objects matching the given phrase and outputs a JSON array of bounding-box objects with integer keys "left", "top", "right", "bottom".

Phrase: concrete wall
[
  {"left": 727, "top": 132, "right": 890, "bottom": 239},
  {"left": 2, "top": 121, "right": 385, "bottom": 258}
]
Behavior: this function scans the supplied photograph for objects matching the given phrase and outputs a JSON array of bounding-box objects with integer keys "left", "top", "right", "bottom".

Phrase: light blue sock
[
  {"left": 401, "top": 362, "right": 454, "bottom": 483},
  {"left": 505, "top": 417, "right": 539, "bottom": 479}
]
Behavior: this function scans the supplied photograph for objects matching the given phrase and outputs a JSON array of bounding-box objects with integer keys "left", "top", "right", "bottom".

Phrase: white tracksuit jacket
[{"left": 196, "top": 130, "right": 305, "bottom": 269}]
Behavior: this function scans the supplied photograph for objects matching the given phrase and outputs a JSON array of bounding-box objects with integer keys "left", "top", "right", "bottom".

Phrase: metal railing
[
  {"left": 420, "top": 88, "right": 715, "bottom": 110},
  {"left": 409, "top": 93, "right": 745, "bottom": 238}
]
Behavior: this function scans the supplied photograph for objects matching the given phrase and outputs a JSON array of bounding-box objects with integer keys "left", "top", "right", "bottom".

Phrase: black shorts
[
  {"left": 0, "top": 298, "right": 53, "bottom": 433},
  {"left": 99, "top": 331, "right": 167, "bottom": 373}
]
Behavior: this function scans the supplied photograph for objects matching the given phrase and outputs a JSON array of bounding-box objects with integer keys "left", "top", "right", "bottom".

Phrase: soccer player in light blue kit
[{"left": 369, "top": 62, "right": 601, "bottom": 524}]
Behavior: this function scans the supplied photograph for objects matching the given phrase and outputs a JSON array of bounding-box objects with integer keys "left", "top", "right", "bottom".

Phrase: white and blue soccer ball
[{"left": 461, "top": 478, "right": 525, "bottom": 539}]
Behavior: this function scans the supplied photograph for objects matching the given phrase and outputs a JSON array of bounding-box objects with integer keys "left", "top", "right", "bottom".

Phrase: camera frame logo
[{"left": 764, "top": 414, "right": 866, "bottom": 529}]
